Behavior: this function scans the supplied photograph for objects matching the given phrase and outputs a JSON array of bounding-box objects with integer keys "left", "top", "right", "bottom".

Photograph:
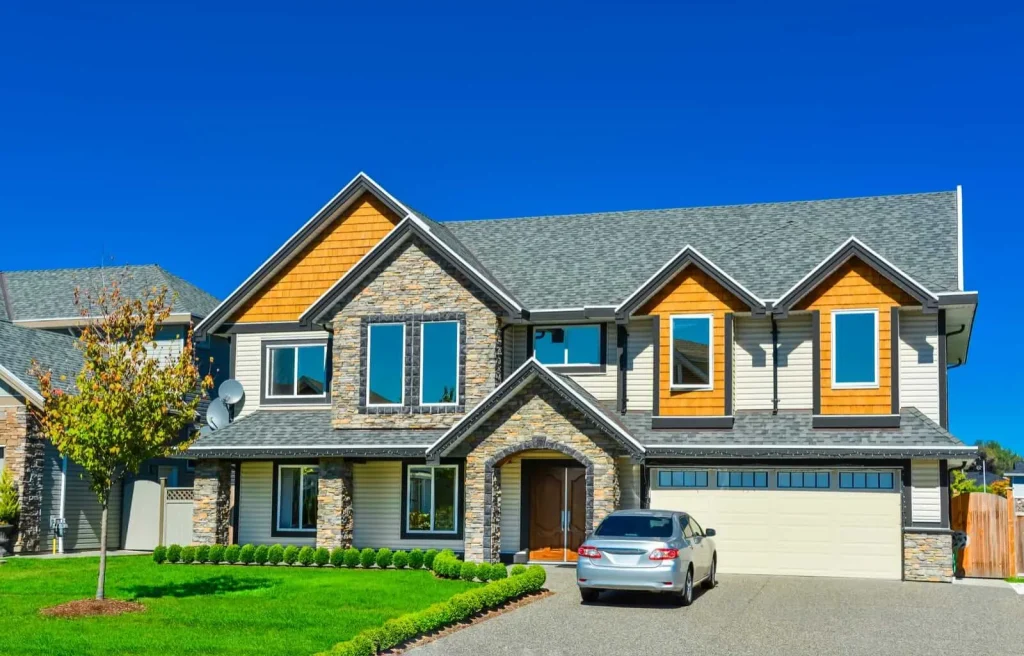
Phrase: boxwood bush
[
  {"left": 408, "top": 549, "right": 424, "bottom": 570},
  {"left": 283, "top": 545, "right": 299, "bottom": 565},
  {"left": 476, "top": 562, "right": 492, "bottom": 582},
  {"left": 152, "top": 545, "right": 167, "bottom": 564},
  {"left": 392, "top": 550, "right": 409, "bottom": 569},
  {"left": 180, "top": 545, "right": 196, "bottom": 564},
  {"left": 166, "top": 544, "right": 182, "bottom": 564},
  {"left": 208, "top": 544, "right": 225, "bottom": 564},
  {"left": 195, "top": 544, "right": 211, "bottom": 564},
  {"left": 239, "top": 544, "right": 256, "bottom": 565},
  {"left": 330, "top": 547, "right": 346, "bottom": 568},
  {"left": 268, "top": 544, "right": 284, "bottom": 565},
  {"left": 343, "top": 547, "right": 361, "bottom": 568},
  {"left": 490, "top": 563, "right": 508, "bottom": 580},
  {"left": 254, "top": 545, "right": 270, "bottom": 565},
  {"left": 460, "top": 561, "right": 478, "bottom": 581},
  {"left": 315, "top": 547, "right": 330, "bottom": 567},
  {"left": 510, "top": 564, "right": 527, "bottom": 577},
  {"left": 359, "top": 547, "right": 376, "bottom": 568},
  {"left": 424, "top": 548, "right": 439, "bottom": 570},
  {"left": 224, "top": 544, "right": 241, "bottom": 564},
  {"left": 375, "top": 548, "right": 393, "bottom": 569},
  {"left": 298, "top": 546, "right": 315, "bottom": 566}
]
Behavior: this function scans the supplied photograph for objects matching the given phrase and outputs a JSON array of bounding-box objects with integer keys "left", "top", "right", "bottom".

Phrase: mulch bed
[
  {"left": 40, "top": 599, "right": 146, "bottom": 618},
  {"left": 382, "top": 589, "right": 554, "bottom": 654}
]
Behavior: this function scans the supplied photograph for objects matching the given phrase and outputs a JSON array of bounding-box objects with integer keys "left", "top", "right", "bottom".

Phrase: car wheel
[
  {"left": 677, "top": 567, "right": 694, "bottom": 607},
  {"left": 702, "top": 555, "right": 717, "bottom": 590},
  {"left": 580, "top": 588, "right": 601, "bottom": 603}
]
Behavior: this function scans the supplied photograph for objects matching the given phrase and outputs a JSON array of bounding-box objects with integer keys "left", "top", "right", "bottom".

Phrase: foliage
[
  {"left": 314, "top": 547, "right": 331, "bottom": 567},
  {"left": 343, "top": 548, "right": 361, "bottom": 568},
  {"left": 180, "top": 546, "right": 196, "bottom": 564},
  {"left": 254, "top": 545, "right": 269, "bottom": 565},
  {"left": 0, "top": 468, "right": 20, "bottom": 525},
  {"left": 208, "top": 544, "right": 225, "bottom": 564},
  {"left": 195, "top": 545, "right": 211, "bottom": 564},
  {"left": 359, "top": 548, "right": 376, "bottom": 568},
  {"left": 408, "top": 549, "right": 424, "bottom": 570},
  {"left": 330, "top": 547, "right": 346, "bottom": 568},
  {"left": 990, "top": 479, "right": 1011, "bottom": 498},
  {"left": 325, "top": 566, "right": 547, "bottom": 655},
  {"left": 239, "top": 544, "right": 256, "bottom": 565},
  {"left": 392, "top": 551, "right": 409, "bottom": 569},
  {"left": 283, "top": 546, "right": 299, "bottom": 565},
  {"left": 166, "top": 544, "right": 182, "bottom": 564},
  {"left": 152, "top": 545, "right": 167, "bottom": 564},
  {"left": 298, "top": 546, "right": 315, "bottom": 566},
  {"left": 224, "top": 544, "right": 241, "bottom": 564},
  {"left": 951, "top": 469, "right": 1009, "bottom": 498},
  {"left": 268, "top": 544, "right": 284, "bottom": 565},
  {"left": 375, "top": 548, "right": 393, "bottom": 569},
  {"left": 972, "top": 440, "right": 1023, "bottom": 476},
  {"left": 490, "top": 564, "right": 507, "bottom": 580},
  {"left": 407, "top": 511, "right": 430, "bottom": 531},
  {"left": 476, "top": 562, "right": 492, "bottom": 582},
  {"left": 510, "top": 564, "right": 527, "bottom": 577},
  {"left": 459, "top": 562, "right": 478, "bottom": 581},
  {"left": 423, "top": 549, "right": 438, "bottom": 570}
]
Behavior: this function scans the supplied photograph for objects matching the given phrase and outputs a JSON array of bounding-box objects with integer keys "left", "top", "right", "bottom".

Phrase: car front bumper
[{"left": 576, "top": 557, "right": 689, "bottom": 593}]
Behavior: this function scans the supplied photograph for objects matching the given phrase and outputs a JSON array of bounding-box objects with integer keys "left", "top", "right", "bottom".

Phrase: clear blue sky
[{"left": 1, "top": 1, "right": 1021, "bottom": 450}]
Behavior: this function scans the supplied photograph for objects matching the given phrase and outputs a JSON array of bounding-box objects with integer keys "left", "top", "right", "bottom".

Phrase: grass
[
  {"left": 1005, "top": 576, "right": 1024, "bottom": 583},
  {"left": 0, "top": 555, "right": 478, "bottom": 656}
]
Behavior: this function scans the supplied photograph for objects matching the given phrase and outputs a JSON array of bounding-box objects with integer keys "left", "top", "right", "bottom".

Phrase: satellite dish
[
  {"left": 219, "top": 379, "right": 245, "bottom": 405},
  {"left": 206, "top": 398, "right": 230, "bottom": 430},
  {"left": 199, "top": 425, "right": 214, "bottom": 437}
]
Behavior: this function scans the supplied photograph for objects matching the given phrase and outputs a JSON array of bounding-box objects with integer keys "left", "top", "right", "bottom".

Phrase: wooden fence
[
  {"left": 950, "top": 490, "right": 1017, "bottom": 579},
  {"left": 1017, "top": 516, "right": 1024, "bottom": 576}
]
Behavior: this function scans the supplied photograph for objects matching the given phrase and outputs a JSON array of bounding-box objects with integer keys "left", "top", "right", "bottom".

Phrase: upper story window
[
  {"left": 533, "top": 325, "right": 603, "bottom": 368},
  {"left": 421, "top": 321, "right": 459, "bottom": 405},
  {"left": 832, "top": 309, "right": 879, "bottom": 388},
  {"left": 671, "top": 314, "right": 713, "bottom": 390},
  {"left": 264, "top": 342, "right": 327, "bottom": 402},
  {"left": 368, "top": 323, "right": 405, "bottom": 406}
]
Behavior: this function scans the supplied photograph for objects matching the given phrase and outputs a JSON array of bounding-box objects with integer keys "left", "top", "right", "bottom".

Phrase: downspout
[
  {"left": 58, "top": 455, "right": 68, "bottom": 554},
  {"left": 946, "top": 323, "right": 967, "bottom": 369},
  {"left": 770, "top": 315, "right": 780, "bottom": 414}
]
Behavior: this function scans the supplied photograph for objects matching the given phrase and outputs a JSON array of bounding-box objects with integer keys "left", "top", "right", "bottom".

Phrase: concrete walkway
[{"left": 410, "top": 566, "right": 1024, "bottom": 656}]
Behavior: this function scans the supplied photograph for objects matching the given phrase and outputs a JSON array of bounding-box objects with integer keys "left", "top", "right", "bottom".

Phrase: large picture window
[
  {"left": 533, "top": 325, "right": 602, "bottom": 367},
  {"left": 266, "top": 343, "right": 327, "bottom": 399},
  {"left": 832, "top": 309, "right": 879, "bottom": 388},
  {"left": 276, "top": 465, "right": 318, "bottom": 533},
  {"left": 670, "top": 314, "right": 713, "bottom": 390},
  {"left": 420, "top": 321, "right": 459, "bottom": 405},
  {"left": 367, "top": 323, "right": 405, "bottom": 406},
  {"left": 406, "top": 465, "right": 459, "bottom": 534}
]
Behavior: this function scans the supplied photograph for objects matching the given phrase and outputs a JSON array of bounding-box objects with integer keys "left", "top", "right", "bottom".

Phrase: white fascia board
[
  {"left": 647, "top": 444, "right": 977, "bottom": 451},
  {"left": 188, "top": 444, "right": 432, "bottom": 450},
  {"left": 957, "top": 184, "right": 964, "bottom": 291},
  {"left": 0, "top": 364, "right": 44, "bottom": 408}
]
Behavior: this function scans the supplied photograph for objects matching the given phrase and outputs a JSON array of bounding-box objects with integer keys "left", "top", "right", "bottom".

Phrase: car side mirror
[{"left": 705, "top": 528, "right": 716, "bottom": 537}]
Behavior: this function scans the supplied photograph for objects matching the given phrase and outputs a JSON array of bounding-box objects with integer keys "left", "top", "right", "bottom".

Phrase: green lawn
[{"left": 1, "top": 555, "right": 477, "bottom": 656}]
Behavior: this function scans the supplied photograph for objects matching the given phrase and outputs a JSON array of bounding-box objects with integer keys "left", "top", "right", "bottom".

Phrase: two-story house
[
  {"left": 189, "top": 174, "right": 977, "bottom": 582},
  {"left": 0, "top": 265, "right": 226, "bottom": 553}
]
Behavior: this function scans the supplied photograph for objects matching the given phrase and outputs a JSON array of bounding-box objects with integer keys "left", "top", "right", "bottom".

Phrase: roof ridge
[{"left": 2, "top": 263, "right": 160, "bottom": 274}]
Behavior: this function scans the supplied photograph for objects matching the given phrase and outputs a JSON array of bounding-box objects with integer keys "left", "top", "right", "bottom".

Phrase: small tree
[
  {"left": 31, "top": 279, "right": 212, "bottom": 599},
  {"left": 0, "top": 468, "right": 19, "bottom": 525}
]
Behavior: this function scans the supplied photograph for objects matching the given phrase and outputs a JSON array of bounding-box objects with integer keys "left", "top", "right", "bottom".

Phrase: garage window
[
  {"left": 717, "top": 471, "right": 768, "bottom": 488},
  {"left": 657, "top": 470, "right": 708, "bottom": 488},
  {"left": 840, "top": 471, "right": 894, "bottom": 490},
  {"left": 778, "top": 472, "right": 830, "bottom": 489}
]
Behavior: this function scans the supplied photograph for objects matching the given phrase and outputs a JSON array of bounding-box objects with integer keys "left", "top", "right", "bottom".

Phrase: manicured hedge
[
  {"left": 392, "top": 551, "right": 409, "bottom": 569},
  {"left": 152, "top": 545, "right": 167, "bottom": 564},
  {"left": 315, "top": 547, "right": 331, "bottom": 567},
  {"left": 166, "top": 544, "right": 182, "bottom": 564},
  {"left": 375, "top": 548, "right": 393, "bottom": 569},
  {"left": 254, "top": 545, "right": 269, "bottom": 565},
  {"left": 208, "top": 544, "right": 225, "bottom": 564},
  {"left": 180, "top": 545, "right": 196, "bottom": 564},
  {"left": 283, "top": 545, "right": 299, "bottom": 565},
  {"left": 224, "top": 544, "right": 241, "bottom": 564},
  {"left": 239, "top": 544, "right": 256, "bottom": 565},
  {"left": 409, "top": 549, "right": 424, "bottom": 570},
  {"left": 268, "top": 544, "right": 284, "bottom": 565},
  {"left": 330, "top": 547, "right": 346, "bottom": 568},
  {"left": 343, "top": 548, "right": 360, "bottom": 568},
  {"left": 322, "top": 566, "right": 547, "bottom": 655},
  {"left": 196, "top": 545, "right": 211, "bottom": 564},
  {"left": 359, "top": 548, "right": 376, "bottom": 569}
]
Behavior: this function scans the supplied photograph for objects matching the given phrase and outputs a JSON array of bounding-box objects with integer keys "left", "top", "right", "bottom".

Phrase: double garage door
[{"left": 648, "top": 467, "right": 902, "bottom": 580}]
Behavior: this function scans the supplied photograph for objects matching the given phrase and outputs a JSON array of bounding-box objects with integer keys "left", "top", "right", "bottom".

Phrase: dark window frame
[
  {"left": 531, "top": 323, "right": 607, "bottom": 374},
  {"left": 260, "top": 338, "right": 331, "bottom": 406},
  {"left": 270, "top": 460, "right": 320, "bottom": 538},
  {"left": 400, "top": 459, "right": 465, "bottom": 541},
  {"left": 716, "top": 470, "right": 769, "bottom": 489}
]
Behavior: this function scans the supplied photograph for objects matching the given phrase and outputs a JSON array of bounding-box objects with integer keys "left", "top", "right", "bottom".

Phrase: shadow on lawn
[{"left": 127, "top": 575, "right": 277, "bottom": 599}]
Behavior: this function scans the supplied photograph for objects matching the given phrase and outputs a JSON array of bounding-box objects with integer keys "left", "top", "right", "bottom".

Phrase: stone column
[
  {"left": 464, "top": 456, "right": 486, "bottom": 562},
  {"left": 485, "top": 465, "right": 502, "bottom": 563},
  {"left": 903, "top": 531, "right": 953, "bottom": 582},
  {"left": 316, "top": 458, "right": 353, "bottom": 549},
  {"left": 191, "top": 460, "right": 232, "bottom": 545},
  {"left": 0, "top": 406, "right": 44, "bottom": 553}
]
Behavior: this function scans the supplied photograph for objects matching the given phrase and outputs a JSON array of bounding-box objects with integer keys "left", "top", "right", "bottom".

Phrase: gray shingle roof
[
  {"left": 0, "top": 265, "right": 220, "bottom": 322},
  {"left": 0, "top": 321, "right": 81, "bottom": 396},
  {"left": 443, "top": 191, "right": 959, "bottom": 309}
]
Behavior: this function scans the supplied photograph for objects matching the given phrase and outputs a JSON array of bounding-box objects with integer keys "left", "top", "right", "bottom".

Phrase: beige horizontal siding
[
  {"left": 626, "top": 318, "right": 654, "bottom": 411},
  {"left": 233, "top": 331, "right": 327, "bottom": 417},
  {"left": 911, "top": 459, "right": 942, "bottom": 524},
  {"left": 503, "top": 324, "right": 528, "bottom": 378},
  {"left": 499, "top": 458, "right": 522, "bottom": 553},
  {"left": 564, "top": 323, "right": 617, "bottom": 403},
  {"left": 618, "top": 458, "right": 642, "bottom": 510},
  {"left": 39, "top": 441, "right": 122, "bottom": 550},
  {"left": 899, "top": 311, "right": 940, "bottom": 424},
  {"left": 238, "top": 462, "right": 315, "bottom": 547},
  {"left": 733, "top": 315, "right": 813, "bottom": 411}
]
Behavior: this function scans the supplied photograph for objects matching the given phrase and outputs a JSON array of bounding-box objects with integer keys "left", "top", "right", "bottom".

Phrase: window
[
  {"left": 277, "top": 465, "right": 319, "bottom": 532},
  {"left": 778, "top": 471, "right": 830, "bottom": 489},
  {"left": 716, "top": 470, "right": 768, "bottom": 488},
  {"left": 420, "top": 321, "right": 459, "bottom": 405},
  {"left": 682, "top": 520, "right": 695, "bottom": 539},
  {"left": 367, "top": 323, "right": 405, "bottom": 406},
  {"left": 832, "top": 310, "right": 879, "bottom": 388},
  {"left": 595, "top": 515, "right": 673, "bottom": 538},
  {"left": 689, "top": 518, "right": 704, "bottom": 536},
  {"left": 670, "top": 315, "right": 713, "bottom": 390},
  {"left": 533, "top": 325, "right": 602, "bottom": 367},
  {"left": 657, "top": 470, "right": 709, "bottom": 488},
  {"left": 266, "top": 343, "right": 327, "bottom": 398},
  {"left": 406, "top": 465, "right": 459, "bottom": 534},
  {"left": 840, "top": 471, "right": 895, "bottom": 490}
]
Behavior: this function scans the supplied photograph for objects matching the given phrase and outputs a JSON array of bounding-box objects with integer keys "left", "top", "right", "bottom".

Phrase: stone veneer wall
[
  {"left": 192, "top": 460, "right": 232, "bottom": 545},
  {"left": 0, "top": 404, "right": 43, "bottom": 553},
  {"left": 903, "top": 531, "right": 953, "bottom": 582},
  {"left": 1016, "top": 497, "right": 1024, "bottom": 514},
  {"left": 316, "top": 458, "right": 354, "bottom": 549},
  {"left": 330, "top": 237, "right": 504, "bottom": 429},
  {"left": 461, "top": 378, "right": 623, "bottom": 562}
]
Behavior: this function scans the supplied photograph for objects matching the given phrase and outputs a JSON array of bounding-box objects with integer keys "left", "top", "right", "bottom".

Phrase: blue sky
[{"left": 1, "top": 1, "right": 1021, "bottom": 450}]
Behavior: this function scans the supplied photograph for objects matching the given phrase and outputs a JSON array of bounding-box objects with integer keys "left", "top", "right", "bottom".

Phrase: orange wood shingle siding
[
  {"left": 796, "top": 258, "right": 914, "bottom": 415},
  {"left": 639, "top": 268, "right": 748, "bottom": 416},
  {"left": 230, "top": 194, "right": 401, "bottom": 323}
]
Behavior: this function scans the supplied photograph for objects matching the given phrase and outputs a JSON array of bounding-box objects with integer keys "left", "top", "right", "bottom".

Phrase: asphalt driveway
[{"left": 410, "top": 567, "right": 1024, "bottom": 656}]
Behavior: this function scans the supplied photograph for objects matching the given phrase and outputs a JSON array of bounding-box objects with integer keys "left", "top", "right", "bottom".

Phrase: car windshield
[{"left": 595, "top": 515, "right": 674, "bottom": 538}]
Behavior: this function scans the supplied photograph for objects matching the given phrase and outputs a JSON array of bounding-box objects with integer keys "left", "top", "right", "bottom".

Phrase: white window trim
[
  {"left": 265, "top": 343, "right": 328, "bottom": 400},
  {"left": 366, "top": 323, "right": 406, "bottom": 407},
  {"left": 419, "top": 321, "right": 460, "bottom": 407},
  {"left": 831, "top": 309, "right": 880, "bottom": 389},
  {"left": 276, "top": 464, "right": 319, "bottom": 532},
  {"left": 669, "top": 313, "right": 714, "bottom": 391},
  {"left": 533, "top": 324, "right": 603, "bottom": 367},
  {"left": 406, "top": 464, "right": 460, "bottom": 534}
]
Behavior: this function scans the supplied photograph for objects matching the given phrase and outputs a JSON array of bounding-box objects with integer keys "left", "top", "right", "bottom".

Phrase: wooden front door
[{"left": 527, "top": 462, "right": 587, "bottom": 562}]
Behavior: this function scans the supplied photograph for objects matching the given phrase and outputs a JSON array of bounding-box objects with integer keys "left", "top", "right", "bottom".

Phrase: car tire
[
  {"left": 677, "top": 567, "right": 694, "bottom": 607},
  {"left": 702, "top": 555, "right": 717, "bottom": 590},
  {"left": 580, "top": 588, "right": 601, "bottom": 603}
]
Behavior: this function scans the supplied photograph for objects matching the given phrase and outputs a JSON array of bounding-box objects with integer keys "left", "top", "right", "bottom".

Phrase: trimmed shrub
[
  {"left": 254, "top": 545, "right": 269, "bottom": 565},
  {"left": 180, "top": 545, "right": 196, "bottom": 564},
  {"left": 424, "top": 548, "right": 439, "bottom": 570},
  {"left": 315, "top": 547, "right": 331, "bottom": 567},
  {"left": 359, "top": 547, "right": 376, "bottom": 568},
  {"left": 152, "top": 545, "right": 167, "bottom": 564},
  {"left": 208, "top": 544, "right": 225, "bottom": 564},
  {"left": 510, "top": 564, "right": 527, "bottom": 577},
  {"left": 330, "top": 547, "right": 346, "bottom": 567},
  {"left": 476, "top": 562, "right": 492, "bottom": 582},
  {"left": 283, "top": 545, "right": 299, "bottom": 565},
  {"left": 343, "top": 547, "right": 361, "bottom": 568},
  {"left": 460, "top": 561, "right": 478, "bottom": 582},
  {"left": 298, "top": 546, "right": 315, "bottom": 566},
  {"left": 224, "top": 544, "right": 241, "bottom": 564},
  {"left": 239, "top": 544, "right": 256, "bottom": 565},
  {"left": 375, "top": 548, "right": 393, "bottom": 569},
  {"left": 392, "top": 550, "right": 409, "bottom": 569},
  {"left": 408, "top": 548, "right": 424, "bottom": 570},
  {"left": 195, "top": 545, "right": 211, "bottom": 564},
  {"left": 166, "top": 544, "right": 182, "bottom": 564},
  {"left": 268, "top": 544, "right": 285, "bottom": 565},
  {"left": 490, "top": 563, "right": 508, "bottom": 580}
]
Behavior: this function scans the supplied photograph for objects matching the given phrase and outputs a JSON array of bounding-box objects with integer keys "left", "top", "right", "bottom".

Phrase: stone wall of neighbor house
[
  {"left": 192, "top": 460, "right": 232, "bottom": 545},
  {"left": 316, "top": 458, "right": 354, "bottom": 549},
  {"left": 1016, "top": 497, "right": 1024, "bottom": 515},
  {"left": 0, "top": 405, "right": 43, "bottom": 553},
  {"left": 330, "top": 237, "right": 504, "bottom": 429},
  {"left": 903, "top": 531, "right": 953, "bottom": 582},
  {"left": 461, "top": 378, "right": 625, "bottom": 562}
]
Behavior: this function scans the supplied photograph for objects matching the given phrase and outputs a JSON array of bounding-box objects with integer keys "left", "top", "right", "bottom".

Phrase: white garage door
[{"left": 648, "top": 467, "right": 902, "bottom": 580}]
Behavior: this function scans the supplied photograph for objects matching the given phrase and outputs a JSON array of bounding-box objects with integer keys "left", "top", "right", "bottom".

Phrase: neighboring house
[
  {"left": 0, "top": 265, "right": 225, "bottom": 553},
  {"left": 965, "top": 469, "right": 1002, "bottom": 487},
  {"left": 188, "top": 173, "right": 978, "bottom": 583},
  {"left": 1006, "top": 463, "right": 1024, "bottom": 515}
]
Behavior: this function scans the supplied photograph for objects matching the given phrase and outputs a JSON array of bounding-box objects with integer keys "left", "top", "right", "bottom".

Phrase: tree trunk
[{"left": 96, "top": 494, "right": 108, "bottom": 600}]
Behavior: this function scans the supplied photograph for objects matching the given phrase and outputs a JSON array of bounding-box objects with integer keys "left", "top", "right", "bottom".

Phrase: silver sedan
[{"left": 576, "top": 509, "right": 717, "bottom": 606}]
